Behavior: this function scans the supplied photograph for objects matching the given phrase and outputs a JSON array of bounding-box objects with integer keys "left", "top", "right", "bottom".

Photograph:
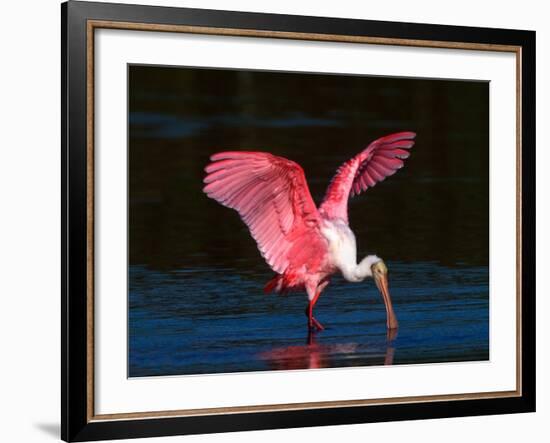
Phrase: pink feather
[
  {"left": 319, "top": 132, "right": 415, "bottom": 222},
  {"left": 202, "top": 131, "right": 415, "bottom": 297},
  {"left": 203, "top": 152, "right": 326, "bottom": 274}
]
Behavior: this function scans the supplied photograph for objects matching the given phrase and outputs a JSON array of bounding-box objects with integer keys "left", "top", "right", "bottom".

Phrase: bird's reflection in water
[{"left": 259, "top": 330, "right": 397, "bottom": 371}]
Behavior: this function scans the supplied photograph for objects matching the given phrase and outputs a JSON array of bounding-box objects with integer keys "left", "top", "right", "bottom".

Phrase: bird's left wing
[
  {"left": 319, "top": 132, "right": 415, "bottom": 222},
  {"left": 203, "top": 151, "right": 324, "bottom": 274}
]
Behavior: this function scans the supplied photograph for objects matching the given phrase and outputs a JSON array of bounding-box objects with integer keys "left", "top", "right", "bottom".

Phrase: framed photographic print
[{"left": 61, "top": 1, "right": 536, "bottom": 441}]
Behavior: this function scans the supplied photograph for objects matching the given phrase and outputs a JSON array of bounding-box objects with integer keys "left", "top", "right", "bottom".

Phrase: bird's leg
[
  {"left": 305, "top": 291, "right": 325, "bottom": 331},
  {"left": 311, "top": 316, "right": 325, "bottom": 331},
  {"left": 305, "top": 281, "right": 329, "bottom": 331}
]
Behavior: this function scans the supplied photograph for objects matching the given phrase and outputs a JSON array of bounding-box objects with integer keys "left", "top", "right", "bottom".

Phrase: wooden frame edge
[
  {"left": 86, "top": 18, "right": 95, "bottom": 423},
  {"left": 91, "top": 390, "right": 521, "bottom": 422},
  {"left": 89, "top": 19, "right": 522, "bottom": 52},
  {"left": 84, "top": 18, "right": 524, "bottom": 423}
]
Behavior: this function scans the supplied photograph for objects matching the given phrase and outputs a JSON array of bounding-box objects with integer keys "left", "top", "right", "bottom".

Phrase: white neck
[
  {"left": 320, "top": 219, "right": 382, "bottom": 283},
  {"left": 341, "top": 254, "right": 381, "bottom": 283}
]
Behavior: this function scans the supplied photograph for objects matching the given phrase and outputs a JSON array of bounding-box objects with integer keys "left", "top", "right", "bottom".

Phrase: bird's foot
[{"left": 309, "top": 316, "right": 325, "bottom": 331}]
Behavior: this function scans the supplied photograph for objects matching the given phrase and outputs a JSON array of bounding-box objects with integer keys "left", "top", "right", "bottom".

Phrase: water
[{"left": 128, "top": 65, "right": 489, "bottom": 377}]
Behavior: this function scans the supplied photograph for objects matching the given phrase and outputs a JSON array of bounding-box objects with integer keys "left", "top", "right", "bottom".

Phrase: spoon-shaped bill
[{"left": 374, "top": 273, "right": 398, "bottom": 330}]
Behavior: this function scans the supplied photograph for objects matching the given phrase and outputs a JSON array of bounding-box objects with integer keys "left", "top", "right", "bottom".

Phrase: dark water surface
[{"left": 128, "top": 66, "right": 489, "bottom": 377}]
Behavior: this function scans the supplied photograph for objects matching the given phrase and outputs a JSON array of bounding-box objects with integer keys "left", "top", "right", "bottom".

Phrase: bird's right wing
[
  {"left": 319, "top": 132, "right": 416, "bottom": 222},
  {"left": 203, "top": 151, "right": 326, "bottom": 274}
]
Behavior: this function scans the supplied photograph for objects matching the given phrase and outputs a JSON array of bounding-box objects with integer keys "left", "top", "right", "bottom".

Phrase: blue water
[
  {"left": 128, "top": 65, "right": 489, "bottom": 377},
  {"left": 129, "top": 262, "right": 488, "bottom": 376}
]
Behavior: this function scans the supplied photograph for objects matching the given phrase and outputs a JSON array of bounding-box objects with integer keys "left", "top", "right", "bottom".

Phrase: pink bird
[{"left": 203, "top": 131, "right": 415, "bottom": 332}]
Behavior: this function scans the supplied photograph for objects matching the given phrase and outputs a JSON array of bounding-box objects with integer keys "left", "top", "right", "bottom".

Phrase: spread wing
[
  {"left": 319, "top": 132, "right": 416, "bottom": 222},
  {"left": 203, "top": 151, "right": 325, "bottom": 274}
]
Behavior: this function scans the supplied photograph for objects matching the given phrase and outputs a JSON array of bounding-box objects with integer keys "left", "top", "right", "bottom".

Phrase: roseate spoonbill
[{"left": 203, "top": 131, "right": 415, "bottom": 332}]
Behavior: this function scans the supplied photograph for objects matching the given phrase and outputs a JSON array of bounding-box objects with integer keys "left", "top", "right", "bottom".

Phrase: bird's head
[
  {"left": 370, "top": 259, "right": 398, "bottom": 330},
  {"left": 371, "top": 259, "right": 388, "bottom": 279}
]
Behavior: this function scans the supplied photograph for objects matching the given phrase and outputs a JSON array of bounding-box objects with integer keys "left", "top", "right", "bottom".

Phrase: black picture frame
[{"left": 62, "top": 1, "right": 536, "bottom": 441}]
